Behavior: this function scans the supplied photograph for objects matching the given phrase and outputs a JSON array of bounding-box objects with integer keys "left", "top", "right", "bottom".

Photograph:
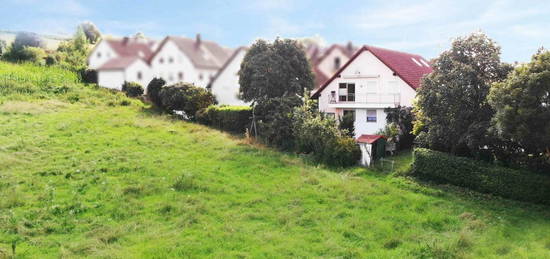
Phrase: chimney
[
  {"left": 195, "top": 33, "right": 201, "bottom": 48},
  {"left": 346, "top": 41, "right": 353, "bottom": 54}
]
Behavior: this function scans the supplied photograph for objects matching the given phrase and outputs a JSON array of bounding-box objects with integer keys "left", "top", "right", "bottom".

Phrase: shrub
[
  {"left": 412, "top": 148, "right": 550, "bottom": 205},
  {"left": 292, "top": 100, "right": 360, "bottom": 167},
  {"left": 158, "top": 82, "right": 215, "bottom": 120},
  {"left": 121, "top": 81, "right": 144, "bottom": 97},
  {"left": 146, "top": 77, "right": 165, "bottom": 106},
  {"left": 3, "top": 46, "right": 46, "bottom": 64},
  {"left": 80, "top": 69, "right": 97, "bottom": 84},
  {"left": 196, "top": 105, "right": 251, "bottom": 134}
]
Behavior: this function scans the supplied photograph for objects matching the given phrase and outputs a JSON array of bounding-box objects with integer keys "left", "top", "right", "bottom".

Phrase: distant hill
[{"left": 0, "top": 30, "right": 70, "bottom": 50}]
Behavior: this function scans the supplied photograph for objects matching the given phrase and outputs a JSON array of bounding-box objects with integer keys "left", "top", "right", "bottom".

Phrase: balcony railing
[{"left": 330, "top": 93, "right": 401, "bottom": 106}]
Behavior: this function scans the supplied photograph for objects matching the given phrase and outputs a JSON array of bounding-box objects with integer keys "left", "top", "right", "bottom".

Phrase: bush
[
  {"left": 196, "top": 105, "right": 251, "bottom": 133},
  {"left": 121, "top": 81, "right": 144, "bottom": 97},
  {"left": 158, "top": 82, "right": 215, "bottom": 120},
  {"left": 412, "top": 148, "right": 550, "bottom": 205},
  {"left": 80, "top": 69, "right": 97, "bottom": 84},
  {"left": 3, "top": 46, "right": 46, "bottom": 64},
  {"left": 292, "top": 100, "right": 361, "bottom": 167},
  {"left": 146, "top": 77, "right": 165, "bottom": 106}
]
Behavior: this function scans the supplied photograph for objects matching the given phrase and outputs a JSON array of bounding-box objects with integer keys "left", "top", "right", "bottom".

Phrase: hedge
[
  {"left": 121, "top": 81, "right": 144, "bottom": 97},
  {"left": 413, "top": 148, "right": 550, "bottom": 205},
  {"left": 196, "top": 105, "right": 252, "bottom": 134}
]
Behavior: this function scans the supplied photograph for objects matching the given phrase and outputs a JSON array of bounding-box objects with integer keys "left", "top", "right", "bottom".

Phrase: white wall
[
  {"left": 124, "top": 59, "right": 153, "bottom": 91},
  {"left": 98, "top": 70, "right": 125, "bottom": 90},
  {"left": 88, "top": 41, "right": 118, "bottom": 70},
  {"left": 210, "top": 49, "right": 248, "bottom": 106},
  {"left": 150, "top": 40, "right": 199, "bottom": 87},
  {"left": 317, "top": 50, "right": 417, "bottom": 137}
]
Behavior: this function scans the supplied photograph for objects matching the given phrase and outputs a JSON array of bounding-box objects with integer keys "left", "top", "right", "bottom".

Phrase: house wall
[
  {"left": 124, "top": 59, "right": 153, "bottom": 91},
  {"left": 210, "top": 49, "right": 248, "bottom": 106},
  {"left": 150, "top": 40, "right": 198, "bottom": 86},
  {"left": 317, "top": 47, "right": 350, "bottom": 78},
  {"left": 98, "top": 70, "right": 125, "bottom": 90},
  {"left": 317, "top": 50, "right": 417, "bottom": 137},
  {"left": 196, "top": 68, "right": 219, "bottom": 88},
  {"left": 88, "top": 41, "right": 118, "bottom": 69}
]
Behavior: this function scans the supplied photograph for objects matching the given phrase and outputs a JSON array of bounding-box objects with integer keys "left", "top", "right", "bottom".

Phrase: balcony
[{"left": 328, "top": 93, "right": 401, "bottom": 108}]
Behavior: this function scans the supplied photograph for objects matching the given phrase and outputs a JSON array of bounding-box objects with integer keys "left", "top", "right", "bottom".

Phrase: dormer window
[{"left": 334, "top": 57, "right": 341, "bottom": 70}]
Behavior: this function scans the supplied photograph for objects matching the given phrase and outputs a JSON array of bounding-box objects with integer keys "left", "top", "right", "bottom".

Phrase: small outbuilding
[{"left": 357, "top": 134, "right": 386, "bottom": 166}]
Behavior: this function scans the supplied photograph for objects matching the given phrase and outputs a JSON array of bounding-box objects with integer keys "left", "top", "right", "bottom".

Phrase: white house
[
  {"left": 311, "top": 45, "right": 433, "bottom": 138},
  {"left": 89, "top": 36, "right": 156, "bottom": 90},
  {"left": 149, "top": 34, "right": 233, "bottom": 88},
  {"left": 89, "top": 34, "right": 234, "bottom": 92},
  {"left": 208, "top": 47, "right": 249, "bottom": 106}
]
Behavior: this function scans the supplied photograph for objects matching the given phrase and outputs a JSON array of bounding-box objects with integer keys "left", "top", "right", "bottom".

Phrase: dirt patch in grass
[{"left": 0, "top": 100, "right": 69, "bottom": 115}]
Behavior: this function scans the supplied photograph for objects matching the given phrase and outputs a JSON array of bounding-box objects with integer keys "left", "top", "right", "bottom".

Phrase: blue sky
[{"left": 1, "top": 0, "right": 549, "bottom": 62}]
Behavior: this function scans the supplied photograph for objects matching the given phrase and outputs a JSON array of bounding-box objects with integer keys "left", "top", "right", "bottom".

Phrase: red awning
[{"left": 356, "top": 134, "right": 385, "bottom": 144}]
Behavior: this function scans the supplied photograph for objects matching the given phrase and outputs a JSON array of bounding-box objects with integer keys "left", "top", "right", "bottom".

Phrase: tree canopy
[
  {"left": 414, "top": 32, "right": 512, "bottom": 155},
  {"left": 489, "top": 48, "right": 550, "bottom": 161},
  {"left": 238, "top": 38, "right": 314, "bottom": 103},
  {"left": 238, "top": 38, "right": 314, "bottom": 149},
  {"left": 79, "top": 21, "right": 101, "bottom": 44}
]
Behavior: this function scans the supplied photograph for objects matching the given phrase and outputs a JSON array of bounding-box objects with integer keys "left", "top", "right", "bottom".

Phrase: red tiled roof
[
  {"left": 367, "top": 45, "right": 433, "bottom": 90},
  {"left": 356, "top": 134, "right": 385, "bottom": 144},
  {"left": 105, "top": 38, "right": 155, "bottom": 60},
  {"left": 151, "top": 36, "right": 233, "bottom": 69},
  {"left": 311, "top": 45, "right": 433, "bottom": 98},
  {"left": 98, "top": 56, "right": 139, "bottom": 70}
]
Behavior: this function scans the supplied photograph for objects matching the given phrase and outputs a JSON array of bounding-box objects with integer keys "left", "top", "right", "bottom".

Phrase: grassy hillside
[{"left": 1, "top": 62, "right": 549, "bottom": 258}]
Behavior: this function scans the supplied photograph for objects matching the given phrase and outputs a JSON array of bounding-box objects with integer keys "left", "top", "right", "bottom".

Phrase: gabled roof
[
  {"left": 313, "top": 43, "right": 357, "bottom": 66},
  {"left": 311, "top": 45, "right": 433, "bottom": 98},
  {"left": 151, "top": 36, "right": 233, "bottom": 69},
  {"left": 208, "top": 46, "right": 247, "bottom": 87},
  {"left": 98, "top": 56, "right": 141, "bottom": 70},
  {"left": 356, "top": 134, "right": 385, "bottom": 144},
  {"left": 104, "top": 38, "right": 155, "bottom": 59}
]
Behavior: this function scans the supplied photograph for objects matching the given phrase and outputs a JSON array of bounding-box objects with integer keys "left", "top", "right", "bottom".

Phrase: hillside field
[{"left": 0, "top": 62, "right": 549, "bottom": 258}]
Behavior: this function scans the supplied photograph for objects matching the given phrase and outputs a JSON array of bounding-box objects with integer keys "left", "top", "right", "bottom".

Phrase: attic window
[
  {"left": 411, "top": 58, "right": 422, "bottom": 66},
  {"left": 334, "top": 57, "right": 341, "bottom": 70},
  {"left": 419, "top": 59, "right": 430, "bottom": 67}
]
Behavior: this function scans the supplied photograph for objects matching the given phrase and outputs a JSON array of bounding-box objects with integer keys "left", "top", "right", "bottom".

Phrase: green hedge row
[
  {"left": 196, "top": 105, "right": 252, "bottom": 134},
  {"left": 413, "top": 148, "right": 550, "bottom": 205}
]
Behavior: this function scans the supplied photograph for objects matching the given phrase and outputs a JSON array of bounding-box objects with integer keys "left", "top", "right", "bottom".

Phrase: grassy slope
[{"left": 0, "top": 63, "right": 549, "bottom": 258}]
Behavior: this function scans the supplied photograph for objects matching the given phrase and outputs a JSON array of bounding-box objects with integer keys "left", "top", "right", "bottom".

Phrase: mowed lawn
[{"left": 1, "top": 99, "right": 549, "bottom": 258}]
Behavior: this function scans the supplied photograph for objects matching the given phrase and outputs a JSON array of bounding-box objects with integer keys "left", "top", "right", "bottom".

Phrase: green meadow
[{"left": 0, "top": 62, "right": 549, "bottom": 258}]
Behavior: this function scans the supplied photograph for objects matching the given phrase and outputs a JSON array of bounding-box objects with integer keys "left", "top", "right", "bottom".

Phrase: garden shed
[{"left": 357, "top": 134, "right": 386, "bottom": 166}]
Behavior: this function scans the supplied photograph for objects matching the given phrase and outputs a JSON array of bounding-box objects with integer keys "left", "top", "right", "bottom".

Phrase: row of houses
[{"left": 88, "top": 34, "right": 433, "bottom": 164}]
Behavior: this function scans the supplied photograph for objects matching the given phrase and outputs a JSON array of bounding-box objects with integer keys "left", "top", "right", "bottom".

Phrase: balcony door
[{"left": 338, "top": 83, "right": 355, "bottom": 102}]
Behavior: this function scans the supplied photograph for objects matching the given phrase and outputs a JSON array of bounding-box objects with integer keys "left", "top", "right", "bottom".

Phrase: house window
[
  {"left": 159, "top": 58, "right": 164, "bottom": 64},
  {"left": 169, "top": 57, "right": 174, "bottom": 63},
  {"left": 199, "top": 73, "right": 204, "bottom": 81},
  {"left": 334, "top": 57, "right": 341, "bottom": 70},
  {"left": 178, "top": 72, "right": 184, "bottom": 81},
  {"left": 137, "top": 71, "right": 142, "bottom": 80},
  {"left": 97, "top": 52, "right": 101, "bottom": 58},
  {"left": 338, "top": 83, "right": 355, "bottom": 102},
  {"left": 169, "top": 73, "right": 174, "bottom": 82},
  {"left": 367, "top": 110, "right": 377, "bottom": 122}
]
